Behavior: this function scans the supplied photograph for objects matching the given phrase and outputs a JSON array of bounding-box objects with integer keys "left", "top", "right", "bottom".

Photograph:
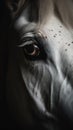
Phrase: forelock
[{"left": 7, "top": 0, "right": 73, "bottom": 28}]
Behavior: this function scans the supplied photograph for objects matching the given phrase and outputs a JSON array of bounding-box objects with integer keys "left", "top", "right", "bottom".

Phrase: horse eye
[{"left": 23, "top": 42, "right": 40, "bottom": 57}]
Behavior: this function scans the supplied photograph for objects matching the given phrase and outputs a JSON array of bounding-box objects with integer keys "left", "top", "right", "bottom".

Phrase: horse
[{"left": 1, "top": 0, "right": 73, "bottom": 129}]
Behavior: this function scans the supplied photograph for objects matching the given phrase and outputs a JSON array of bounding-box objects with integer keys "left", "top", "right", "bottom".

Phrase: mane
[{"left": 6, "top": 0, "right": 73, "bottom": 27}]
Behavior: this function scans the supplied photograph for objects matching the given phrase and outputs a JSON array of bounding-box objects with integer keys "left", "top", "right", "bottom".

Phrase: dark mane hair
[{"left": 6, "top": 0, "right": 73, "bottom": 27}]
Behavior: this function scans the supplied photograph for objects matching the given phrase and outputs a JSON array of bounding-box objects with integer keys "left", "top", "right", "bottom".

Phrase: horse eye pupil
[{"left": 24, "top": 44, "right": 34, "bottom": 54}]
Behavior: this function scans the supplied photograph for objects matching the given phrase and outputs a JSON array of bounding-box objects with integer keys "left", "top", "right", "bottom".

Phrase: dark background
[{"left": 0, "top": 0, "right": 11, "bottom": 128}]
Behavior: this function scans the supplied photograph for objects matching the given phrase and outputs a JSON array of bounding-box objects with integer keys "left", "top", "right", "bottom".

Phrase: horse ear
[
  {"left": 6, "top": 0, "right": 26, "bottom": 18},
  {"left": 6, "top": 0, "right": 19, "bottom": 12}
]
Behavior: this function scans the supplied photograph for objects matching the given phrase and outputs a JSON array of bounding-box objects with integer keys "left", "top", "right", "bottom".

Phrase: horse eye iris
[{"left": 24, "top": 43, "right": 40, "bottom": 57}]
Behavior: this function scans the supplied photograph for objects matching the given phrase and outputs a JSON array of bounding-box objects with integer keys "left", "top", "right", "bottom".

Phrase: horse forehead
[
  {"left": 40, "top": 15, "right": 73, "bottom": 62},
  {"left": 42, "top": 15, "right": 73, "bottom": 46}
]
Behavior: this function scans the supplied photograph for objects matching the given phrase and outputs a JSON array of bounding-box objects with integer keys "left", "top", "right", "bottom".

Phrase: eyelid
[
  {"left": 17, "top": 36, "right": 37, "bottom": 47},
  {"left": 17, "top": 31, "right": 44, "bottom": 47},
  {"left": 17, "top": 31, "right": 45, "bottom": 49},
  {"left": 18, "top": 39, "right": 33, "bottom": 47},
  {"left": 17, "top": 31, "right": 35, "bottom": 47}
]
